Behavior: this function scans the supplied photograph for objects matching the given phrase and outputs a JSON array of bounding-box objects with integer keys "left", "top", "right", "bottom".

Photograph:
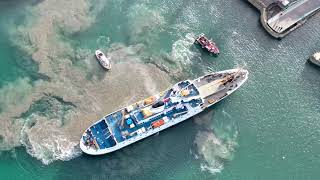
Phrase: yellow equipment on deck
[
  {"left": 180, "top": 89, "right": 190, "bottom": 96},
  {"left": 144, "top": 96, "right": 156, "bottom": 105},
  {"left": 141, "top": 109, "right": 153, "bottom": 118}
]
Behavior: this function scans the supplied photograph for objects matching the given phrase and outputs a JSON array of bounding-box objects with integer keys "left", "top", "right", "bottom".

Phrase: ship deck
[
  {"left": 87, "top": 80, "right": 203, "bottom": 149},
  {"left": 196, "top": 70, "right": 247, "bottom": 107},
  {"left": 81, "top": 69, "right": 248, "bottom": 153}
]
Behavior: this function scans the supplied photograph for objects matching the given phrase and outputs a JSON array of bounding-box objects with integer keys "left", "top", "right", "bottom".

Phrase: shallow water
[{"left": 0, "top": 0, "right": 320, "bottom": 179}]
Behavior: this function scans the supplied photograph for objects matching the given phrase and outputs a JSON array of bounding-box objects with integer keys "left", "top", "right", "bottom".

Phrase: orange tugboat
[{"left": 195, "top": 33, "right": 220, "bottom": 55}]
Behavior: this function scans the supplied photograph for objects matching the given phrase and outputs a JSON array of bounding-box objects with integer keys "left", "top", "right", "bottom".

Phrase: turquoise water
[
  {"left": 0, "top": 1, "right": 29, "bottom": 87},
  {"left": 0, "top": 0, "right": 320, "bottom": 179}
]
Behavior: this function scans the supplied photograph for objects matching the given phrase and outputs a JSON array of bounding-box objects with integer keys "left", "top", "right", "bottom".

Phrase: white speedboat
[
  {"left": 95, "top": 50, "right": 111, "bottom": 70},
  {"left": 309, "top": 52, "right": 320, "bottom": 67}
]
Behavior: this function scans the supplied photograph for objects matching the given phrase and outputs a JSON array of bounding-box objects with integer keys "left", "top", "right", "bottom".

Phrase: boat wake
[
  {"left": 171, "top": 33, "right": 200, "bottom": 66},
  {"left": 149, "top": 32, "right": 201, "bottom": 79},
  {"left": 21, "top": 126, "right": 82, "bottom": 165}
]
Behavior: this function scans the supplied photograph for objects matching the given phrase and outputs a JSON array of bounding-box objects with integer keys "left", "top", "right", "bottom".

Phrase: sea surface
[{"left": 0, "top": 0, "right": 319, "bottom": 179}]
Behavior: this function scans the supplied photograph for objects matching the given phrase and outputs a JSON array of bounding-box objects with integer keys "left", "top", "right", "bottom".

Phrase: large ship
[{"left": 80, "top": 68, "right": 249, "bottom": 155}]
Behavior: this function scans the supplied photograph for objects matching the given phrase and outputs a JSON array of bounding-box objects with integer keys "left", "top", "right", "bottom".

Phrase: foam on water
[
  {"left": 171, "top": 33, "right": 200, "bottom": 66},
  {"left": 145, "top": 32, "right": 201, "bottom": 80},
  {"left": 19, "top": 114, "right": 82, "bottom": 165},
  {"left": 0, "top": 78, "right": 36, "bottom": 151}
]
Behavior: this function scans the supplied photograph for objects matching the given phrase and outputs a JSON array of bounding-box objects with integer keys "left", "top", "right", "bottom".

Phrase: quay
[
  {"left": 309, "top": 52, "right": 320, "bottom": 67},
  {"left": 248, "top": 0, "right": 320, "bottom": 39}
]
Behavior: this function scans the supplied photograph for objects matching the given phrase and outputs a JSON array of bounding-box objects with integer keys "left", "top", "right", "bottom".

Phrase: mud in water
[
  {"left": 193, "top": 110, "right": 238, "bottom": 174},
  {"left": 0, "top": 0, "right": 233, "bottom": 172},
  {"left": 0, "top": 0, "right": 173, "bottom": 164}
]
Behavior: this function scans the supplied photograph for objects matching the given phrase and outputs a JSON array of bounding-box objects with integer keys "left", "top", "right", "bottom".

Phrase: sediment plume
[
  {"left": 0, "top": 0, "right": 225, "bottom": 168},
  {"left": 193, "top": 111, "right": 238, "bottom": 174},
  {"left": 0, "top": 0, "right": 172, "bottom": 164}
]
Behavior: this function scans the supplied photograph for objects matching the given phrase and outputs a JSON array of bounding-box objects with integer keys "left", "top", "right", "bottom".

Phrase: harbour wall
[{"left": 247, "top": 0, "right": 320, "bottom": 39}]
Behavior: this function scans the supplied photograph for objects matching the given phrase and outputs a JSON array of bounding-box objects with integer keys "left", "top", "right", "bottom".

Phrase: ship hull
[
  {"left": 80, "top": 107, "right": 202, "bottom": 155},
  {"left": 80, "top": 68, "right": 248, "bottom": 155}
]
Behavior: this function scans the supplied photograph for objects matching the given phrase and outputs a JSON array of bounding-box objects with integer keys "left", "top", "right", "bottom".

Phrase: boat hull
[
  {"left": 95, "top": 50, "right": 111, "bottom": 70},
  {"left": 195, "top": 34, "right": 220, "bottom": 55},
  {"left": 80, "top": 68, "right": 248, "bottom": 155},
  {"left": 80, "top": 106, "right": 203, "bottom": 155}
]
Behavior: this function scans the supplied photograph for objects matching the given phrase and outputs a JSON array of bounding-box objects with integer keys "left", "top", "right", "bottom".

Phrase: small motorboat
[
  {"left": 95, "top": 50, "right": 111, "bottom": 70},
  {"left": 195, "top": 33, "right": 220, "bottom": 55}
]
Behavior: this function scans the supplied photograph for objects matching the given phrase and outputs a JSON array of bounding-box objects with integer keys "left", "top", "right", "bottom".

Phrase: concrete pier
[
  {"left": 248, "top": 0, "right": 276, "bottom": 10},
  {"left": 248, "top": 0, "right": 320, "bottom": 39}
]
